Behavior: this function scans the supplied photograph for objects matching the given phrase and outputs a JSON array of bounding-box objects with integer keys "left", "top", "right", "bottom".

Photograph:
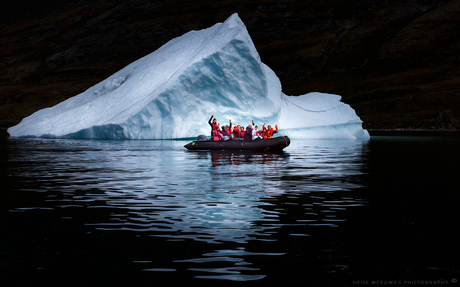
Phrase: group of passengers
[{"left": 208, "top": 115, "right": 278, "bottom": 142}]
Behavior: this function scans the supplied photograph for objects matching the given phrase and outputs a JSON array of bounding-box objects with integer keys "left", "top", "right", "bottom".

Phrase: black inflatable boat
[{"left": 184, "top": 135, "right": 290, "bottom": 151}]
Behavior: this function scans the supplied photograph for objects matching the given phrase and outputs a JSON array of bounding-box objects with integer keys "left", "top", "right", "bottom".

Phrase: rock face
[{"left": 1, "top": 0, "right": 459, "bottom": 131}]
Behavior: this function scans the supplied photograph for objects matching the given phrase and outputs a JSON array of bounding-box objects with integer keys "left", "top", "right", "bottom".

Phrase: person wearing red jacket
[
  {"left": 208, "top": 115, "right": 219, "bottom": 140},
  {"left": 257, "top": 128, "right": 264, "bottom": 138},
  {"left": 262, "top": 123, "right": 267, "bottom": 138},
  {"left": 208, "top": 115, "right": 218, "bottom": 130},
  {"left": 264, "top": 125, "right": 278, "bottom": 139},
  {"left": 212, "top": 129, "right": 223, "bottom": 141},
  {"left": 233, "top": 125, "right": 240, "bottom": 139}
]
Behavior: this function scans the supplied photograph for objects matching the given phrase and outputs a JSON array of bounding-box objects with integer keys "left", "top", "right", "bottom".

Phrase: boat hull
[{"left": 184, "top": 136, "right": 290, "bottom": 151}]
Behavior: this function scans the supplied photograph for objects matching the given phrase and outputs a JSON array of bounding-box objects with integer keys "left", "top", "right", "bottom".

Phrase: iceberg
[{"left": 8, "top": 13, "right": 369, "bottom": 140}]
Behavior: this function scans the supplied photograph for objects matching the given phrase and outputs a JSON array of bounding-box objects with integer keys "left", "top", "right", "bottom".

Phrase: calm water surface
[{"left": 1, "top": 136, "right": 459, "bottom": 286}]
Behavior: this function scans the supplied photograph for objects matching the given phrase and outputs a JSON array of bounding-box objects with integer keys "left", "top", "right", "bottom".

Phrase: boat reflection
[{"left": 188, "top": 150, "right": 289, "bottom": 167}]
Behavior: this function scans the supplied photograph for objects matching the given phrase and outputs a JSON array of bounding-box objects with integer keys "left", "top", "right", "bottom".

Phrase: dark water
[{"left": 1, "top": 136, "right": 459, "bottom": 286}]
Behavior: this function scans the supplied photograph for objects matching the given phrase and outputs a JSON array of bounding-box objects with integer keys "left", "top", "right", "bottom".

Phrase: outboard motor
[{"left": 197, "top": 134, "right": 208, "bottom": 141}]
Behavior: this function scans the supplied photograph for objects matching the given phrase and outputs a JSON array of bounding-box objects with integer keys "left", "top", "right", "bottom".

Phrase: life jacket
[
  {"left": 265, "top": 129, "right": 272, "bottom": 139},
  {"left": 265, "top": 126, "right": 278, "bottom": 139},
  {"left": 233, "top": 128, "right": 240, "bottom": 138}
]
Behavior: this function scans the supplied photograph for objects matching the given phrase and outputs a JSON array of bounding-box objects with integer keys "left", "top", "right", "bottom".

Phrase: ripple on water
[{"left": 4, "top": 138, "right": 371, "bottom": 282}]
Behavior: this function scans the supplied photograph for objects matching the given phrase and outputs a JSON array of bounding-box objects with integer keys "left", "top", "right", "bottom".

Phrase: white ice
[{"left": 8, "top": 13, "right": 369, "bottom": 140}]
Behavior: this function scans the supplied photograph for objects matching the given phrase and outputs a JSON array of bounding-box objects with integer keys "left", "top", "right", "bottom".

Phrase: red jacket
[{"left": 233, "top": 127, "right": 240, "bottom": 138}]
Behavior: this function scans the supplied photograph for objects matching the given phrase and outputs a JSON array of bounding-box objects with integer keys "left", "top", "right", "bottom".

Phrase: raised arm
[{"left": 208, "top": 115, "right": 214, "bottom": 127}]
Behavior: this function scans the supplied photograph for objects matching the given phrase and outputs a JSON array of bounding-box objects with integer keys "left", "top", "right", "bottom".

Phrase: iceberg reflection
[
  {"left": 86, "top": 150, "right": 288, "bottom": 244},
  {"left": 6, "top": 138, "right": 369, "bottom": 282}
]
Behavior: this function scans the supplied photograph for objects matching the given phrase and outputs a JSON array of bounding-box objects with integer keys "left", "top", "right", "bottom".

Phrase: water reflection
[{"left": 3, "top": 138, "right": 369, "bottom": 282}]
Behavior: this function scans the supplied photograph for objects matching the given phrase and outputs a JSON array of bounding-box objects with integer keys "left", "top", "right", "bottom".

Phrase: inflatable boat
[{"left": 184, "top": 135, "right": 290, "bottom": 151}]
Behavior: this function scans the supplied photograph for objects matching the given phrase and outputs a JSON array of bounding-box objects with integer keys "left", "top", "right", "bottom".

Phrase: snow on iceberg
[{"left": 8, "top": 13, "right": 369, "bottom": 140}]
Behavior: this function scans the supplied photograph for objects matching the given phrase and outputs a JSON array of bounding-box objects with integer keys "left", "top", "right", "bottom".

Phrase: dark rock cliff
[{"left": 1, "top": 0, "right": 459, "bottom": 131}]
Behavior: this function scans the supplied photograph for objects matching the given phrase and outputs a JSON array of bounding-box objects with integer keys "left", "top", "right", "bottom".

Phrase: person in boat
[
  {"left": 261, "top": 123, "right": 267, "bottom": 138},
  {"left": 234, "top": 125, "right": 245, "bottom": 140},
  {"left": 222, "top": 120, "right": 232, "bottom": 141},
  {"left": 221, "top": 125, "right": 226, "bottom": 139},
  {"left": 250, "top": 120, "right": 263, "bottom": 140},
  {"left": 252, "top": 125, "right": 263, "bottom": 140},
  {"left": 226, "top": 120, "right": 233, "bottom": 140},
  {"left": 257, "top": 126, "right": 265, "bottom": 138},
  {"left": 244, "top": 124, "right": 253, "bottom": 142},
  {"left": 212, "top": 127, "right": 223, "bottom": 141},
  {"left": 233, "top": 125, "right": 240, "bottom": 139},
  {"left": 208, "top": 115, "right": 218, "bottom": 140},
  {"left": 264, "top": 124, "right": 279, "bottom": 139},
  {"left": 223, "top": 126, "right": 229, "bottom": 140}
]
